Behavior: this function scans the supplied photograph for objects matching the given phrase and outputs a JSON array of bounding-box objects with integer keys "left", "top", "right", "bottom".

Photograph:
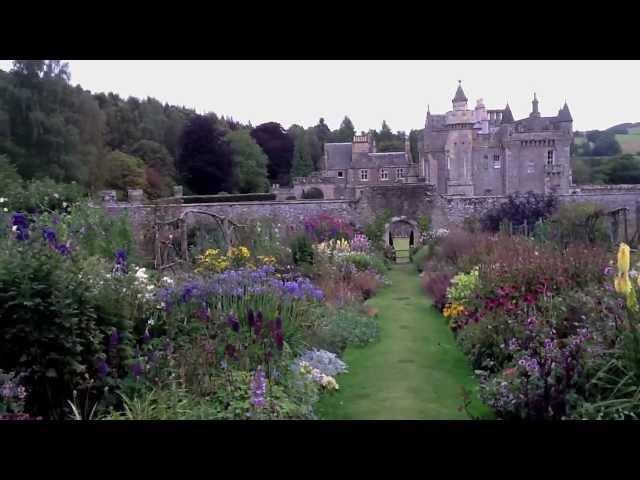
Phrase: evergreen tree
[
  {"left": 177, "top": 114, "right": 234, "bottom": 194},
  {"left": 250, "top": 122, "right": 294, "bottom": 186},
  {"left": 334, "top": 116, "right": 355, "bottom": 142}
]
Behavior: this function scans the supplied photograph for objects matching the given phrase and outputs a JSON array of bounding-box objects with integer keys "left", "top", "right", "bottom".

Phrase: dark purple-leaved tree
[
  {"left": 177, "top": 114, "right": 234, "bottom": 194},
  {"left": 250, "top": 122, "right": 294, "bottom": 186}
]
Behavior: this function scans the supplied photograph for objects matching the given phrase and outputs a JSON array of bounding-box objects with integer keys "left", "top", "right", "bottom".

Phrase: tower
[
  {"left": 452, "top": 80, "right": 468, "bottom": 111},
  {"left": 530, "top": 92, "right": 540, "bottom": 118}
]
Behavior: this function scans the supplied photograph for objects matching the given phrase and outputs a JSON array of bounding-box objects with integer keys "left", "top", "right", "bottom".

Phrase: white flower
[
  {"left": 161, "top": 276, "right": 174, "bottom": 286},
  {"left": 53, "top": 193, "right": 60, "bottom": 199},
  {"left": 135, "top": 268, "right": 148, "bottom": 279},
  {"left": 62, "top": 201, "right": 68, "bottom": 208},
  {"left": 0, "top": 197, "right": 6, "bottom": 203},
  {"left": 2, "top": 207, "right": 7, "bottom": 212},
  {"left": 11, "top": 225, "right": 17, "bottom": 232}
]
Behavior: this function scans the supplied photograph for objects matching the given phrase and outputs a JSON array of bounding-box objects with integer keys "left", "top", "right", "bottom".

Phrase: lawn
[{"left": 316, "top": 264, "right": 491, "bottom": 420}]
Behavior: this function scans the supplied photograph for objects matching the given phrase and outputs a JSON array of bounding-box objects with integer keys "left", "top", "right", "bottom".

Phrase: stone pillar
[
  {"left": 173, "top": 185, "right": 183, "bottom": 197},
  {"left": 127, "top": 189, "right": 144, "bottom": 205},
  {"left": 100, "top": 190, "right": 117, "bottom": 204}
]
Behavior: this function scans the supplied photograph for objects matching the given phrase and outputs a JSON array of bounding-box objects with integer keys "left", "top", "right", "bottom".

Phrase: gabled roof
[{"left": 324, "top": 143, "right": 352, "bottom": 169}]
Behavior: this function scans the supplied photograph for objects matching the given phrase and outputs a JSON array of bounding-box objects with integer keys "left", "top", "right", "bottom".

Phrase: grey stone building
[
  {"left": 291, "top": 81, "right": 573, "bottom": 199},
  {"left": 423, "top": 82, "right": 574, "bottom": 196}
]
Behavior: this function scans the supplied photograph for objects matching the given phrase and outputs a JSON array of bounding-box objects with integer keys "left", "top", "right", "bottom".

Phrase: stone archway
[
  {"left": 384, "top": 217, "right": 420, "bottom": 248},
  {"left": 384, "top": 216, "right": 420, "bottom": 263}
]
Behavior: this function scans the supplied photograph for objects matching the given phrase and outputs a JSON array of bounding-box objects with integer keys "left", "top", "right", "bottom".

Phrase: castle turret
[
  {"left": 530, "top": 92, "right": 540, "bottom": 118},
  {"left": 502, "top": 103, "right": 515, "bottom": 123},
  {"left": 452, "top": 80, "right": 468, "bottom": 111}
]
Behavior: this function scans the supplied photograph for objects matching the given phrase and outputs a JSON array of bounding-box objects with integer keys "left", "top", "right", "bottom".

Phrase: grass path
[{"left": 316, "top": 265, "right": 491, "bottom": 420}]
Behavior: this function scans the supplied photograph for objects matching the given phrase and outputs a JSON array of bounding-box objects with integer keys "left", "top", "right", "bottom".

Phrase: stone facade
[{"left": 423, "top": 83, "right": 573, "bottom": 196}]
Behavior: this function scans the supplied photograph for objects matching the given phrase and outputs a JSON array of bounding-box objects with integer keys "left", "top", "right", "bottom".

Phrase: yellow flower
[
  {"left": 618, "top": 243, "right": 630, "bottom": 276},
  {"left": 615, "top": 275, "right": 631, "bottom": 295}
]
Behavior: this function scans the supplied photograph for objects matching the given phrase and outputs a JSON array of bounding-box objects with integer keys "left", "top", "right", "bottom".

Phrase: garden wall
[{"left": 102, "top": 183, "right": 640, "bottom": 243}]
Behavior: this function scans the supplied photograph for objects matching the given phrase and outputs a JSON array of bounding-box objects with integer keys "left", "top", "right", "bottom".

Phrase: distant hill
[{"left": 574, "top": 122, "right": 640, "bottom": 156}]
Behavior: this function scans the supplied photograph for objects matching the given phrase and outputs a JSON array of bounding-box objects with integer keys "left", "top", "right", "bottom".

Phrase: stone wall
[
  {"left": 102, "top": 184, "right": 640, "bottom": 247},
  {"left": 104, "top": 198, "right": 359, "bottom": 232}
]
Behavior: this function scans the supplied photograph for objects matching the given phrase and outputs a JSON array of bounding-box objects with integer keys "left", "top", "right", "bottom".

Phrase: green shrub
[
  {"left": 545, "top": 202, "right": 609, "bottom": 246},
  {"left": 344, "top": 253, "right": 388, "bottom": 275},
  {"left": 310, "top": 306, "right": 380, "bottom": 355},
  {"left": 0, "top": 235, "right": 138, "bottom": 419},
  {"left": 412, "top": 245, "right": 430, "bottom": 272},
  {"left": 446, "top": 267, "right": 479, "bottom": 306},
  {"left": 363, "top": 208, "right": 392, "bottom": 244},
  {"left": 290, "top": 233, "right": 314, "bottom": 265}
]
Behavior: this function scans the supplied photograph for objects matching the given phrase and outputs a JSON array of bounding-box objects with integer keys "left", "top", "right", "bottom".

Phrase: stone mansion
[{"left": 289, "top": 82, "right": 574, "bottom": 199}]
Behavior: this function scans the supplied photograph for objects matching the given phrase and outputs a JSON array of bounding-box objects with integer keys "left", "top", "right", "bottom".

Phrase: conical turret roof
[
  {"left": 453, "top": 81, "right": 467, "bottom": 102},
  {"left": 502, "top": 103, "right": 514, "bottom": 123},
  {"left": 557, "top": 102, "right": 573, "bottom": 122}
]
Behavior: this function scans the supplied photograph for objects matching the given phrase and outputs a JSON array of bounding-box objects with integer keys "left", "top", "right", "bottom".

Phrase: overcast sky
[{"left": 1, "top": 60, "right": 638, "bottom": 133}]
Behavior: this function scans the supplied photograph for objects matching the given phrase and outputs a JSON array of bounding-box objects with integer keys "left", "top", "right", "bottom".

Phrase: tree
[
  {"left": 250, "top": 122, "right": 294, "bottom": 186},
  {"left": 602, "top": 155, "right": 640, "bottom": 184},
  {"left": 334, "top": 116, "right": 355, "bottom": 142},
  {"left": 592, "top": 131, "right": 621, "bottom": 157},
  {"left": 291, "top": 129, "right": 313, "bottom": 178},
  {"left": 225, "top": 129, "right": 269, "bottom": 193},
  {"left": 305, "top": 127, "right": 322, "bottom": 171},
  {"left": 313, "top": 117, "right": 332, "bottom": 153},
  {"left": 177, "top": 114, "right": 234, "bottom": 195},
  {"left": 375, "top": 120, "right": 404, "bottom": 152},
  {"left": 103, "top": 150, "right": 147, "bottom": 194},
  {"left": 129, "top": 140, "right": 176, "bottom": 198}
]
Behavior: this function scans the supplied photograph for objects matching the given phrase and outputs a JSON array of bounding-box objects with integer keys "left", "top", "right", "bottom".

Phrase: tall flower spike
[{"left": 615, "top": 243, "right": 632, "bottom": 295}]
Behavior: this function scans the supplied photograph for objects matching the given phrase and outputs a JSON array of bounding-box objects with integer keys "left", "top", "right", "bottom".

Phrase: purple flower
[
  {"left": 109, "top": 328, "right": 120, "bottom": 348},
  {"left": 247, "top": 309, "right": 255, "bottom": 331},
  {"left": 252, "top": 310, "right": 264, "bottom": 336},
  {"left": 227, "top": 313, "right": 240, "bottom": 333},
  {"left": 274, "top": 330, "right": 284, "bottom": 351},
  {"left": 225, "top": 344, "right": 237, "bottom": 359},
  {"left": 97, "top": 358, "right": 109, "bottom": 378},
  {"left": 11, "top": 213, "right": 29, "bottom": 241},
  {"left": 131, "top": 361, "right": 144, "bottom": 379},
  {"left": 55, "top": 243, "right": 71, "bottom": 256},
  {"left": 42, "top": 227, "right": 57, "bottom": 245},
  {"left": 113, "top": 249, "right": 128, "bottom": 274},
  {"left": 142, "top": 329, "right": 151, "bottom": 344},
  {"left": 250, "top": 366, "right": 267, "bottom": 408}
]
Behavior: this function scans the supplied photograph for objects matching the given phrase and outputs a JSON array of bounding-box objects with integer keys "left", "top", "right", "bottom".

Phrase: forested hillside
[{"left": 0, "top": 60, "right": 416, "bottom": 198}]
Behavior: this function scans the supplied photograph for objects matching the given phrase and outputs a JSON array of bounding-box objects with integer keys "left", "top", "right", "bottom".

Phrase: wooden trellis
[{"left": 153, "top": 210, "right": 247, "bottom": 271}]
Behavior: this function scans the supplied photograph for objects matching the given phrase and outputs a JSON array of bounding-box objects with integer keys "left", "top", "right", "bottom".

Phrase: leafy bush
[
  {"left": 344, "top": 253, "right": 388, "bottom": 275},
  {"left": 290, "top": 233, "right": 314, "bottom": 265},
  {"left": 480, "top": 191, "right": 557, "bottom": 232},
  {"left": 543, "top": 202, "right": 609, "bottom": 246},
  {"left": 412, "top": 245, "right": 430, "bottom": 272},
  {"left": 310, "top": 306, "right": 380, "bottom": 355},
  {"left": 422, "top": 271, "right": 455, "bottom": 311},
  {"left": 0, "top": 230, "right": 139, "bottom": 418},
  {"left": 446, "top": 267, "right": 479, "bottom": 307},
  {"left": 363, "top": 208, "right": 392, "bottom": 245}
]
